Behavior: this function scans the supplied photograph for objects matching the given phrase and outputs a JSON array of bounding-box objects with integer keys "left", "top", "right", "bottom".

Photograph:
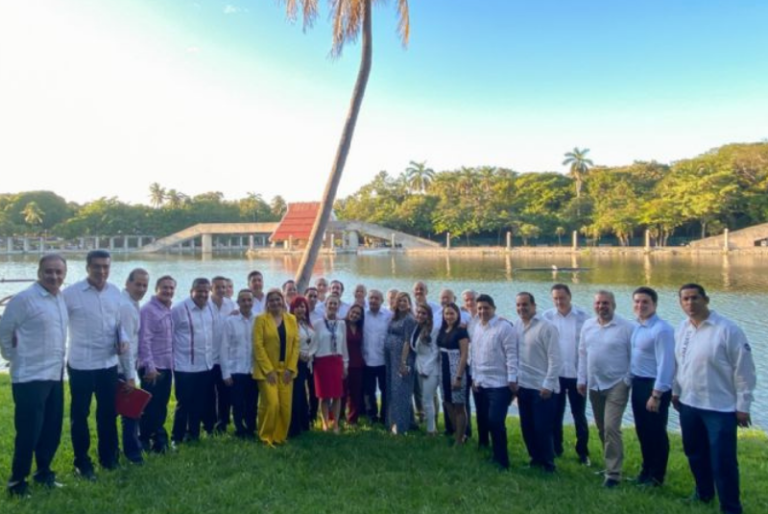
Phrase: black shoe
[
  {"left": 101, "top": 460, "right": 119, "bottom": 471},
  {"left": 127, "top": 457, "right": 144, "bottom": 466},
  {"left": 684, "top": 490, "right": 714, "bottom": 504},
  {"left": 74, "top": 466, "right": 97, "bottom": 482},
  {"left": 7, "top": 480, "right": 30, "bottom": 498},
  {"left": 603, "top": 478, "right": 621, "bottom": 489},
  {"left": 33, "top": 471, "right": 63, "bottom": 489}
]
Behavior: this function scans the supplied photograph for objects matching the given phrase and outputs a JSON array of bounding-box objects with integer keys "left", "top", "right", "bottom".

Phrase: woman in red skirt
[{"left": 309, "top": 296, "right": 348, "bottom": 432}]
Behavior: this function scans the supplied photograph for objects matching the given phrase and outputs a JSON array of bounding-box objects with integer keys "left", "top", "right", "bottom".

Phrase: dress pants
[
  {"left": 344, "top": 367, "right": 365, "bottom": 424},
  {"left": 475, "top": 386, "right": 512, "bottom": 469},
  {"left": 68, "top": 365, "right": 119, "bottom": 470},
  {"left": 138, "top": 368, "right": 172, "bottom": 452},
  {"left": 10, "top": 380, "right": 63, "bottom": 483},
  {"left": 680, "top": 403, "right": 742, "bottom": 514},
  {"left": 363, "top": 365, "right": 387, "bottom": 424},
  {"left": 172, "top": 370, "right": 213, "bottom": 443},
  {"left": 631, "top": 377, "right": 671, "bottom": 484},
  {"left": 257, "top": 363, "right": 294, "bottom": 445},
  {"left": 554, "top": 376, "right": 589, "bottom": 459},
  {"left": 231, "top": 373, "right": 258, "bottom": 437},
  {"left": 589, "top": 381, "right": 629, "bottom": 481},
  {"left": 289, "top": 360, "right": 311, "bottom": 436},
  {"left": 205, "top": 364, "right": 231, "bottom": 433},
  {"left": 419, "top": 372, "right": 440, "bottom": 433},
  {"left": 517, "top": 387, "right": 557, "bottom": 471},
  {"left": 117, "top": 374, "right": 143, "bottom": 462}
]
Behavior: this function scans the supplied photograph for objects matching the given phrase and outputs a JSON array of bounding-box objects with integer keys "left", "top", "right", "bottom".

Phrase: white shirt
[
  {"left": 308, "top": 318, "right": 349, "bottom": 372},
  {"left": 411, "top": 323, "right": 441, "bottom": 377},
  {"left": 210, "top": 297, "right": 236, "bottom": 365},
  {"left": 172, "top": 297, "right": 215, "bottom": 372},
  {"left": 220, "top": 313, "right": 255, "bottom": 380},
  {"left": 251, "top": 294, "right": 265, "bottom": 316},
  {"left": 631, "top": 314, "right": 676, "bottom": 392},
  {"left": 514, "top": 315, "right": 562, "bottom": 393},
  {"left": 673, "top": 310, "right": 757, "bottom": 413},
  {"left": 64, "top": 280, "right": 125, "bottom": 371},
  {"left": 542, "top": 306, "right": 589, "bottom": 379},
  {"left": 578, "top": 315, "right": 634, "bottom": 391},
  {"left": 118, "top": 290, "right": 140, "bottom": 381},
  {"left": 0, "top": 282, "right": 68, "bottom": 383},
  {"left": 363, "top": 308, "right": 392, "bottom": 367},
  {"left": 469, "top": 316, "right": 518, "bottom": 388}
]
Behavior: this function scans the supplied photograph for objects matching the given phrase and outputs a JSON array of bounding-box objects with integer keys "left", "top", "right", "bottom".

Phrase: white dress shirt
[
  {"left": 469, "top": 316, "right": 518, "bottom": 388},
  {"left": 64, "top": 279, "right": 125, "bottom": 371},
  {"left": 251, "top": 294, "right": 265, "bottom": 316},
  {"left": 578, "top": 315, "right": 634, "bottom": 391},
  {"left": 631, "top": 314, "right": 676, "bottom": 392},
  {"left": 673, "top": 310, "right": 757, "bottom": 413},
  {"left": 363, "top": 308, "right": 392, "bottom": 367},
  {"left": 411, "top": 323, "right": 441, "bottom": 377},
  {"left": 118, "top": 290, "right": 140, "bottom": 381},
  {"left": 542, "top": 306, "right": 589, "bottom": 379},
  {"left": 172, "top": 297, "right": 215, "bottom": 372},
  {"left": 308, "top": 319, "right": 349, "bottom": 372},
  {"left": 220, "top": 313, "right": 255, "bottom": 380},
  {"left": 0, "top": 282, "right": 68, "bottom": 383},
  {"left": 211, "top": 297, "right": 236, "bottom": 365},
  {"left": 514, "top": 315, "right": 562, "bottom": 393}
]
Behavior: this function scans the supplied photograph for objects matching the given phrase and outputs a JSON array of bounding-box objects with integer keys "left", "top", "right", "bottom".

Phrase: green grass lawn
[{"left": 0, "top": 373, "right": 765, "bottom": 514}]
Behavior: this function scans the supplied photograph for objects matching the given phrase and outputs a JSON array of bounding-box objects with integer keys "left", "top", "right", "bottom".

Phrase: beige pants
[{"left": 589, "top": 381, "right": 629, "bottom": 481}]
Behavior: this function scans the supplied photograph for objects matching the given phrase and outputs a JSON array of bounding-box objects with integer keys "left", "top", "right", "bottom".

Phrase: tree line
[
  {"left": 335, "top": 142, "right": 768, "bottom": 246},
  {"left": 0, "top": 185, "right": 288, "bottom": 239}
]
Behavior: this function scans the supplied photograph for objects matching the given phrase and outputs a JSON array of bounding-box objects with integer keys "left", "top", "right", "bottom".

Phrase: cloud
[
  {"left": 186, "top": 46, "right": 201, "bottom": 54},
  {"left": 223, "top": 5, "right": 241, "bottom": 15}
]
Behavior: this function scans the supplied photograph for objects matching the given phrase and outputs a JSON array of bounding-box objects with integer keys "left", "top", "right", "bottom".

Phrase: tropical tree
[
  {"left": 149, "top": 182, "right": 166, "bottom": 208},
  {"left": 21, "top": 201, "right": 44, "bottom": 230},
  {"left": 165, "top": 189, "right": 188, "bottom": 209},
  {"left": 405, "top": 160, "right": 435, "bottom": 193},
  {"left": 562, "top": 147, "right": 594, "bottom": 200},
  {"left": 279, "top": 0, "right": 411, "bottom": 291},
  {"left": 270, "top": 195, "right": 288, "bottom": 218}
]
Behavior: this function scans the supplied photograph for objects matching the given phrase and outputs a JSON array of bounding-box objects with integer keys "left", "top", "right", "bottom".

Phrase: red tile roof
[{"left": 270, "top": 202, "right": 321, "bottom": 242}]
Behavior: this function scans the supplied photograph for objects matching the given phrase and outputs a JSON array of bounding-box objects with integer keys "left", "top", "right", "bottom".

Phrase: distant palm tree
[
  {"left": 405, "top": 160, "right": 435, "bottom": 193},
  {"left": 22, "top": 201, "right": 44, "bottom": 227},
  {"left": 270, "top": 195, "right": 288, "bottom": 218},
  {"left": 280, "top": 0, "right": 411, "bottom": 292},
  {"left": 165, "top": 189, "right": 187, "bottom": 209},
  {"left": 562, "top": 147, "right": 594, "bottom": 199},
  {"left": 149, "top": 182, "right": 166, "bottom": 208}
]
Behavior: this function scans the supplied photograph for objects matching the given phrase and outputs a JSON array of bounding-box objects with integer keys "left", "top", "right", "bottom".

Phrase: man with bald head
[
  {"left": 578, "top": 290, "right": 634, "bottom": 488},
  {"left": 363, "top": 289, "right": 392, "bottom": 424}
]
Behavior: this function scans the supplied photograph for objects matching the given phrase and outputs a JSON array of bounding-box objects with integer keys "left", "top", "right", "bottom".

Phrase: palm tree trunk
[{"left": 294, "top": 0, "right": 373, "bottom": 291}]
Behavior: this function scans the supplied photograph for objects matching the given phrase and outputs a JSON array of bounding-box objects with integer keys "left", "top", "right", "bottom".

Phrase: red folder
[{"left": 115, "top": 384, "right": 152, "bottom": 419}]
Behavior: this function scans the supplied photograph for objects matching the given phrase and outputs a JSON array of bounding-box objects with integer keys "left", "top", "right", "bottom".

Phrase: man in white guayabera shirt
[
  {"left": 577, "top": 290, "right": 633, "bottom": 488},
  {"left": 362, "top": 289, "right": 391, "bottom": 424},
  {"left": 171, "top": 278, "right": 215, "bottom": 444},
  {"left": 0, "top": 254, "right": 68, "bottom": 497},
  {"left": 542, "top": 283, "right": 590, "bottom": 465},
  {"left": 513, "top": 292, "right": 562, "bottom": 473},
  {"left": 673, "top": 283, "right": 756, "bottom": 514},
  {"left": 64, "top": 250, "right": 127, "bottom": 481}
]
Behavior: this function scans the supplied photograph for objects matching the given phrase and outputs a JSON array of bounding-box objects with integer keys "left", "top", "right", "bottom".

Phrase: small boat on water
[{"left": 513, "top": 265, "right": 592, "bottom": 272}]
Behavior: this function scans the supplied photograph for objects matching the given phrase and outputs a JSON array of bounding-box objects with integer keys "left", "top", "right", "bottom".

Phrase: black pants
[
  {"left": 518, "top": 387, "right": 557, "bottom": 471},
  {"left": 554, "top": 377, "right": 589, "bottom": 458},
  {"left": 139, "top": 368, "right": 172, "bottom": 452},
  {"left": 290, "top": 361, "right": 311, "bottom": 436},
  {"left": 172, "top": 370, "right": 213, "bottom": 443},
  {"left": 205, "top": 364, "right": 231, "bottom": 433},
  {"left": 631, "top": 377, "right": 671, "bottom": 484},
  {"left": 231, "top": 374, "right": 257, "bottom": 437},
  {"left": 363, "top": 365, "right": 387, "bottom": 423},
  {"left": 475, "top": 386, "right": 512, "bottom": 469},
  {"left": 680, "top": 404, "right": 742, "bottom": 514},
  {"left": 68, "top": 365, "right": 119, "bottom": 470},
  {"left": 10, "top": 380, "right": 63, "bottom": 482}
]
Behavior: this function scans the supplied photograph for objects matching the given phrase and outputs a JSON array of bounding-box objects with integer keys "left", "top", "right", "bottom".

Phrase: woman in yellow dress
[{"left": 252, "top": 289, "right": 300, "bottom": 445}]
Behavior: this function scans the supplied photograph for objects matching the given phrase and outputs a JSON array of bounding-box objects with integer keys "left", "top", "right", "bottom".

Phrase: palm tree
[
  {"left": 279, "top": 0, "right": 410, "bottom": 292},
  {"left": 562, "top": 147, "right": 594, "bottom": 199},
  {"left": 21, "top": 201, "right": 44, "bottom": 228},
  {"left": 405, "top": 160, "right": 435, "bottom": 193},
  {"left": 270, "top": 195, "right": 288, "bottom": 218},
  {"left": 149, "top": 182, "right": 166, "bottom": 208},
  {"left": 165, "top": 189, "right": 187, "bottom": 209}
]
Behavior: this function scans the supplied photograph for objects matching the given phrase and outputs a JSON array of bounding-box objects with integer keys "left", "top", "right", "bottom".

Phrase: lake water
[{"left": 2, "top": 251, "right": 766, "bottom": 429}]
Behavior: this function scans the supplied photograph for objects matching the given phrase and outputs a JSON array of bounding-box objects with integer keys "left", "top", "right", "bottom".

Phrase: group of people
[{"left": 0, "top": 251, "right": 757, "bottom": 514}]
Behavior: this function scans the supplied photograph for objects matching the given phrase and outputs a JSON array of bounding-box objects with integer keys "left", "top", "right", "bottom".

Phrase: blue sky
[{"left": 1, "top": 0, "right": 766, "bottom": 205}]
